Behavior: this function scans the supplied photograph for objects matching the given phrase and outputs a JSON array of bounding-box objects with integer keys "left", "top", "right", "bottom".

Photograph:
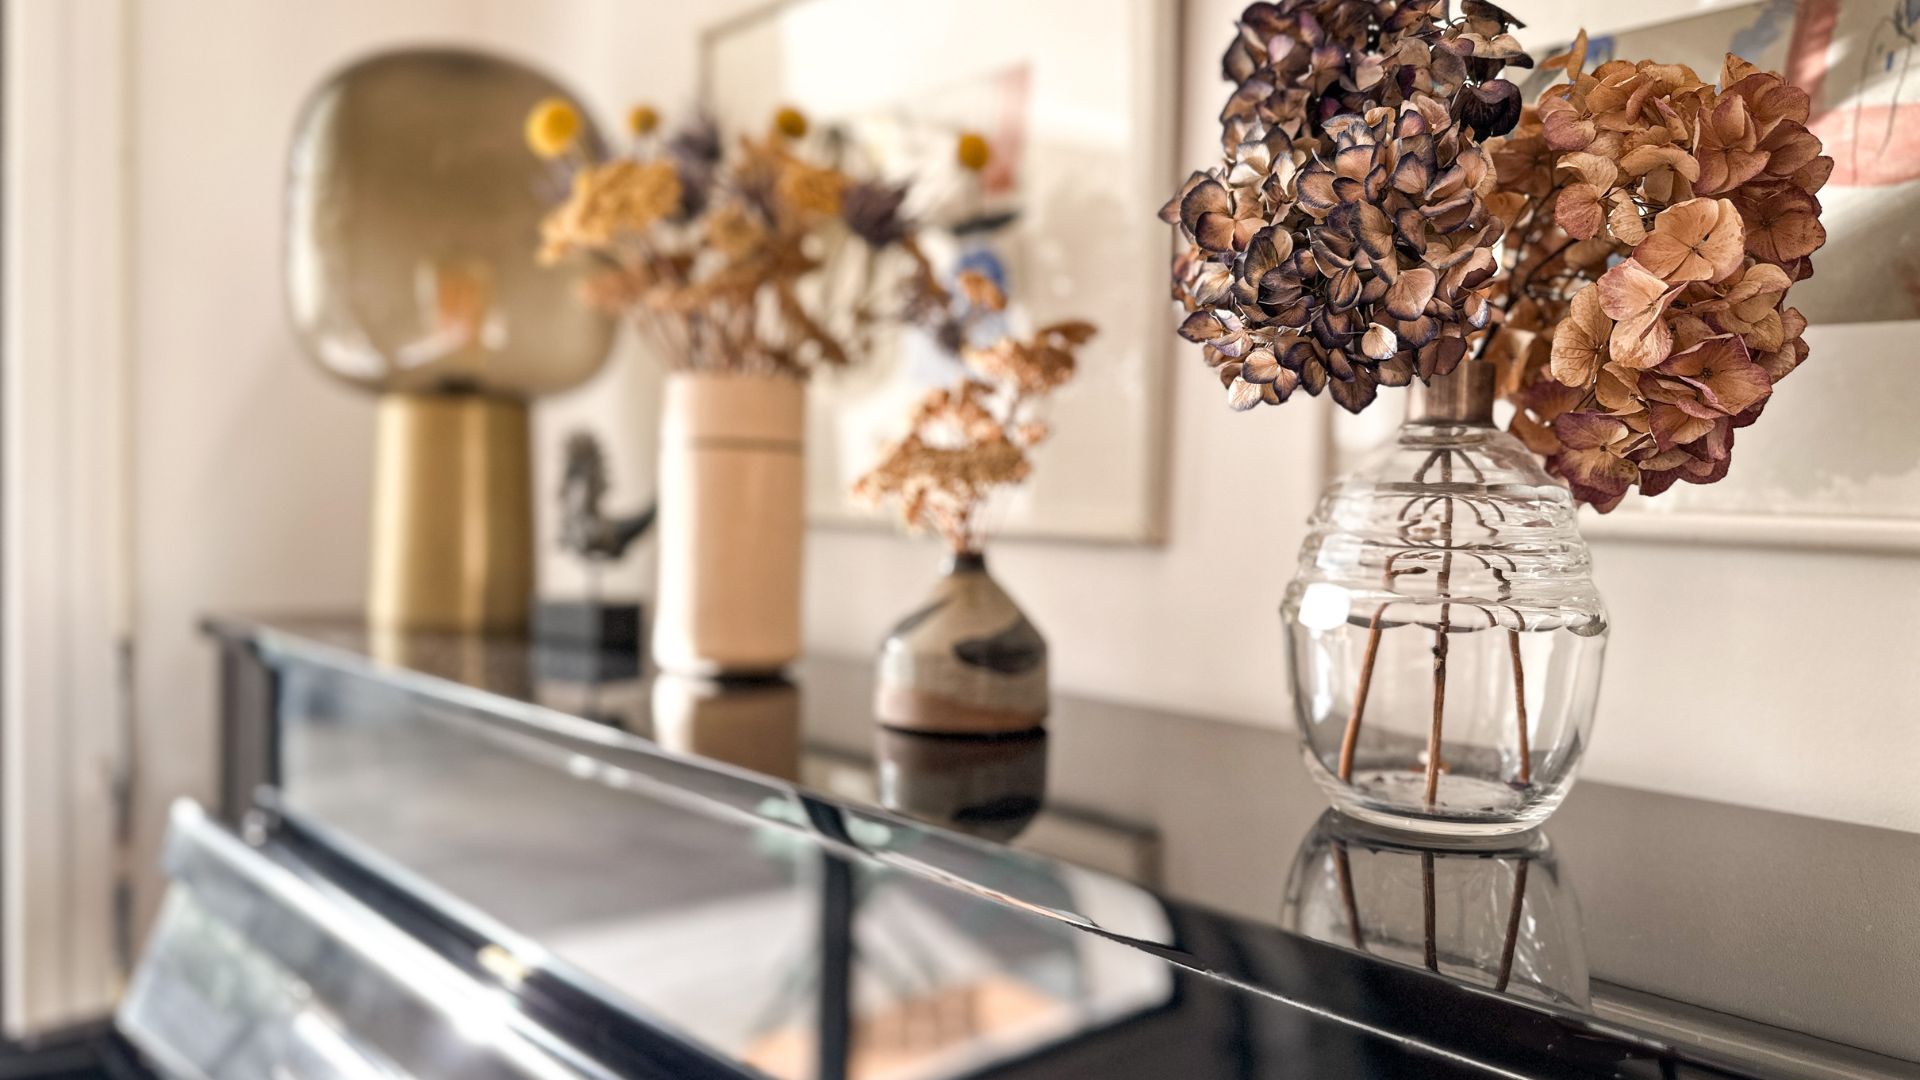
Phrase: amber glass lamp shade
[
  {"left": 286, "top": 47, "right": 612, "bottom": 397},
  {"left": 284, "top": 49, "right": 614, "bottom": 633}
]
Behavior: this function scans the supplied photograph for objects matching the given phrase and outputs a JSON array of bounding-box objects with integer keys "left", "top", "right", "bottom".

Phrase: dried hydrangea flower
[
  {"left": 1489, "top": 50, "right": 1831, "bottom": 510},
  {"left": 1173, "top": 9, "right": 1830, "bottom": 512},
  {"left": 965, "top": 321, "right": 1093, "bottom": 396},
  {"left": 1167, "top": 0, "right": 1530, "bottom": 413}
]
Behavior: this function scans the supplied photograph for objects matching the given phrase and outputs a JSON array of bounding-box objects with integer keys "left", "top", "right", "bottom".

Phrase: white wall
[
  {"left": 126, "top": 0, "right": 1920, "bottom": 950},
  {"left": 127, "top": 0, "right": 730, "bottom": 932}
]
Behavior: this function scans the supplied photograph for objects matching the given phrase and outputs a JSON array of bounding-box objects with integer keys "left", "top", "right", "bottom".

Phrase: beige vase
[{"left": 652, "top": 370, "right": 805, "bottom": 675}]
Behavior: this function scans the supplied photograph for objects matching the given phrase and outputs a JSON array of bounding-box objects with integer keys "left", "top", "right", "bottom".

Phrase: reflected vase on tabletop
[
  {"left": 1282, "top": 362, "right": 1608, "bottom": 839},
  {"left": 876, "top": 727, "right": 1048, "bottom": 842},
  {"left": 875, "top": 552, "right": 1048, "bottom": 736},
  {"left": 1282, "top": 811, "right": 1589, "bottom": 1009}
]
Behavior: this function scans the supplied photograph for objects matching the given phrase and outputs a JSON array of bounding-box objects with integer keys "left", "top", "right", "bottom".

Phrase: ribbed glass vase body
[{"left": 1282, "top": 418, "right": 1608, "bottom": 838}]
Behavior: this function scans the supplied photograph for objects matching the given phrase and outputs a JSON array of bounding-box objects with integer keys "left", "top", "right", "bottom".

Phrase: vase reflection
[
  {"left": 651, "top": 673, "right": 802, "bottom": 782},
  {"left": 874, "top": 729, "right": 1048, "bottom": 843},
  {"left": 1281, "top": 812, "right": 1588, "bottom": 1010}
]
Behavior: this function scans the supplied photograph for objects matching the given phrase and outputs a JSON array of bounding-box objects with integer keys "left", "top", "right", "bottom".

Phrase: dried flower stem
[
  {"left": 1425, "top": 452, "right": 1454, "bottom": 810},
  {"left": 1337, "top": 604, "right": 1387, "bottom": 783},
  {"left": 1332, "top": 841, "right": 1366, "bottom": 952},
  {"left": 1508, "top": 628, "right": 1532, "bottom": 785},
  {"left": 1473, "top": 229, "right": 1578, "bottom": 365},
  {"left": 1493, "top": 857, "right": 1531, "bottom": 993},
  {"left": 1421, "top": 850, "right": 1439, "bottom": 973}
]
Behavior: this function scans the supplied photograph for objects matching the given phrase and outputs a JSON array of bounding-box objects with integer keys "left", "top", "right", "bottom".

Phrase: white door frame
[{"left": 2, "top": 0, "right": 133, "bottom": 1036}]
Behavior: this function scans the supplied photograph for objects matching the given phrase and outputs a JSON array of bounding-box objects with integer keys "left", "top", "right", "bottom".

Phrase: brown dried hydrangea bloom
[
  {"left": 1165, "top": 0, "right": 1531, "bottom": 413},
  {"left": 854, "top": 272, "right": 1096, "bottom": 553},
  {"left": 1486, "top": 44, "right": 1830, "bottom": 510},
  {"left": 1170, "top": 6, "right": 1831, "bottom": 512}
]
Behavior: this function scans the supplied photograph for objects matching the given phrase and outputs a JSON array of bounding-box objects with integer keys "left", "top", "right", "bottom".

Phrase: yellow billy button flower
[
  {"left": 773, "top": 106, "right": 808, "bottom": 139},
  {"left": 525, "top": 97, "right": 581, "bottom": 159},
  {"left": 955, "top": 131, "right": 991, "bottom": 172},
  {"left": 627, "top": 104, "right": 660, "bottom": 136}
]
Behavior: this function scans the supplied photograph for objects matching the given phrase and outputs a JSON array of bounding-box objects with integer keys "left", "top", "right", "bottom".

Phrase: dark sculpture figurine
[
  {"left": 537, "top": 431, "right": 654, "bottom": 660},
  {"left": 559, "top": 431, "right": 655, "bottom": 564}
]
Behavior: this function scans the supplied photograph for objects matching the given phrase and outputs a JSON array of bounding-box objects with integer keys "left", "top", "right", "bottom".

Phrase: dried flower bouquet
[
  {"left": 1489, "top": 39, "right": 1828, "bottom": 510},
  {"left": 528, "top": 99, "right": 932, "bottom": 379}
]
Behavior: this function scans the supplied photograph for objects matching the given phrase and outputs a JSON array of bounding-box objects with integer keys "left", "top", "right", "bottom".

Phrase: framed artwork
[
  {"left": 703, "top": 0, "right": 1177, "bottom": 544},
  {"left": 1330, "top": 0, "right": 1920, "bottom": 554}
]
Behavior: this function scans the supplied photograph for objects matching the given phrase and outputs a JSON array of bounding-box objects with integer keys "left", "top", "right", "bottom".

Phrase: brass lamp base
[{"left": 369, "top": 392, "right": 532, "bottom": 633}]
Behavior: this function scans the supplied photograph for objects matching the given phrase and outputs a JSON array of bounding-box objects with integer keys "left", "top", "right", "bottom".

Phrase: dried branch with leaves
[{"left": 853, "top": 272, "right": 1096, "bottom": 554}]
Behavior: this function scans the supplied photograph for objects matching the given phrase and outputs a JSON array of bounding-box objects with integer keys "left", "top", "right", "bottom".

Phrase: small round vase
[
  {"left": 875, "top": 553, "right": 1048, "bottom": 735},
  {"left": 1282, "top": 364, "right": 1608, "bottom": 839}
]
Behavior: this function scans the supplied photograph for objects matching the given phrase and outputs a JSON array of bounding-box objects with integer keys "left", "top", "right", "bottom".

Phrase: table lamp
[{"left": 285, "top": 48, "right": 614, "bottom": 632}]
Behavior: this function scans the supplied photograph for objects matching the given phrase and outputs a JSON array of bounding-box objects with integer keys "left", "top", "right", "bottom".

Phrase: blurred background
[{"left": 5, "top": 0, "right": 1918, "bottom": 1047}]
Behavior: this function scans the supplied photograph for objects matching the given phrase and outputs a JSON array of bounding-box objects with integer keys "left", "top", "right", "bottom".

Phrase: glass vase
[{"left": 1282, "top": 363, "right": 1607, "bottom": 838}]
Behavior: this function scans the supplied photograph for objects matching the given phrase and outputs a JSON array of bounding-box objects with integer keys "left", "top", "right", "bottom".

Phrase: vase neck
[
  {"left": 1410, "top": 360, "right": 1495, "bottom": 426},
  {"left": 945, "top": 550, "right": 988, "bottom": 575}
]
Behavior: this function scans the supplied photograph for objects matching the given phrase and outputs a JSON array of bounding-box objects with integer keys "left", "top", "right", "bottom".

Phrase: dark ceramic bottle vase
[{"left": 874, "top": 552, "right": 1048, "bottom": 734}]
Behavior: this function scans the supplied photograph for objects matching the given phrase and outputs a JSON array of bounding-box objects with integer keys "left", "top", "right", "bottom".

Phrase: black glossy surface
[
  {"left": 203, "top": 613, "right": 1920, "bottom": 1079},
  {"left": 0, "top": 1023, "right": 154, "bottom": 1078}
]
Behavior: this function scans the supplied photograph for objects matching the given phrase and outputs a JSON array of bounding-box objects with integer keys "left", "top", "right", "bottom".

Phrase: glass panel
[
  {"left": 272, "top": 657, "right": 1184, "bottom": 1077},
  {"left": 215, "top": 615, "right": 1920, "bottom": 1076}
]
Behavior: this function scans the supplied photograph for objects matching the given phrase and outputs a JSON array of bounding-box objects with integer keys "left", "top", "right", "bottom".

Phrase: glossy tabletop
[{"left": 201, "top": 613, "right": 1920, "bottom": 1079}]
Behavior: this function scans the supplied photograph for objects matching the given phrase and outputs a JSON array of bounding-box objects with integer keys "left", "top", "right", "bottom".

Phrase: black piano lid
[{"left": 186, "top": 613, "right": 1920, "bottom": 1079}]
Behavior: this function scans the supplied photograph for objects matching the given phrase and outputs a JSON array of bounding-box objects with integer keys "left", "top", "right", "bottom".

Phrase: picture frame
[{"left": 702, "top": 0, "right": 1179, "bottom": 545}]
